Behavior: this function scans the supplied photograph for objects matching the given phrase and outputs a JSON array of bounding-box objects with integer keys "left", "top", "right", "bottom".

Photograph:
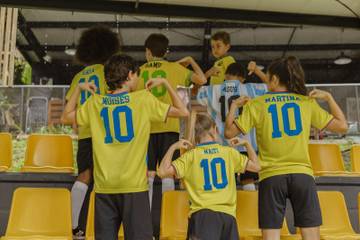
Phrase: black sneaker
[{"left": 72, "top": 227, "right": 85, "bottom": 240}]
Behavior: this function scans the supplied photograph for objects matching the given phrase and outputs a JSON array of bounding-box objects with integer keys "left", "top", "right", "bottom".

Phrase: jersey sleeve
[
  {"left": 76, "top": 97, "right": 91, "bottom": 127},
  {"left": 172, "top": 151, "right": 192, "bottom": 178},
  {"left": 65, "top": 76, "right": 78, "bottom": 101},
  {"left": 176, "top": 64, "right": 193, "bottom": 87},
  {"left": 235, "top": 101, "right": 255, "bottom": 134},
  {"left": 196, "top": 86, "right": 210, "bottom": 106},
  {"left": 229, "top": 148, "right": 248, "bottom": 173},
  {"left": 146, "top": 91, "right": 171, "bottom": 123},
  {"left": 310, "top": 99, "right": 334, "bottom": 130}
]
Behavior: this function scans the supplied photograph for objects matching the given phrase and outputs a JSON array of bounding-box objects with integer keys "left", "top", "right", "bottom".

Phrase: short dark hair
[
  {"left": 104, "top": 54, "right": 138, "bottom": 91},
  {"left": 144, "top": 33, "right": 169, "bottom": 57},
  {"left": 225, "top": 62, "right": 245, "bottom": 79},
  {"left": 211, "top": 31, "right": 231, "bottom": 45},
  {"left": 76, "top": 26, "right": 120, "bottom": 65}
]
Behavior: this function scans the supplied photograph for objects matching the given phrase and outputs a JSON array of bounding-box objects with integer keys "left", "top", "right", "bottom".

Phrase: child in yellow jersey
[
  {"left": 62, "top": 54, "right": 189, "bottom": 240},
  {"left": 225, "top": 56, "right": 348, "bottom": 240},
  {"left": 61, "top": 26, "right": 120, "bottom": 239},
  {"left": 158, "top": 114, "right": 260, "bottom": 240},
  {"left": 137, "top": 33, "right": 206, "bottom": 209},
  {"left": 206, "top": 31, "right": 235, "bottom": 85}
]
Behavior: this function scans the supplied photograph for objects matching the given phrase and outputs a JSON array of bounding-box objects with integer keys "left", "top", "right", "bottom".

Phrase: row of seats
[
  {"left": 1, "top": 132, "right": 360, "bottom": 177},
  {"left": 0, "top": 133, "right": 74, "bottom": 173},
  {"left": 1, "top": 189, "right": 360, "bottom": 240}
]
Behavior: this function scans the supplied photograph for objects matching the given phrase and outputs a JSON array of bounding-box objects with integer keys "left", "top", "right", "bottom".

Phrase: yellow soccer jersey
[
  {"left": 172, "top": 142, "right": 248, "bottom": 217},
  {"left": 77, "top": 90, "right": 170, "bottom": 193},
  {"left": 209, "top": 55, "right": 235, "bottom": 85},
  {"left": 235, "top": 92, "right": 334, "bottom": 181},
  {"left": 66, "top": 64, "right": 107, "bottom": 139},
  {"left": 137, "top": 59, "right": 193, "bottom": 133}
]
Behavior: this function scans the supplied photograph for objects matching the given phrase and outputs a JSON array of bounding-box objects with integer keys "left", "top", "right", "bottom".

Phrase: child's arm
[
  {"left": 205, "top": 66, "right": 220, "bottom": 79},
  {"left": 230, "top": 138, "right": 261, "bottom": 172},
  {"left": 248, "top": 61, "right": 268, "bottom": 84},
  {"left": 158, "top": 139, "right": 193, "bottom": 178},
  {"left": 224, "top": 96, "right": 250, "bottom": 139},
  {"left": 146, "top": 78, "right": 189, "bottom": 117},
  {"left": 309, "top": 89, "right": 348, "bottom": 134},
  {"left": 177, "top": 56, "right": 206, "bottom": 85},
  {"left": 61, "top": 82, "right": 97, "bottom": 124}
]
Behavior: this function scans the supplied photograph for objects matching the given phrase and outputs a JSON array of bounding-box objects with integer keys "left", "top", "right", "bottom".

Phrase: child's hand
[
  {"left": 208, "top": 66, "right": 221, "bottom": 77},
  {"left": 78, "top": 82, "right": 97, "bottom": 95},
  {"left": 145, "top": 78, "right": 167, "bottom": 90},
  {"left": 309, "top": 89, "right": 331, "bottom": 101},
  {"left": 247, "top": 61, "right": 257, "bottom": 76},
  {"left": 173, "top": 139, "right": 193, "bottom": 150},
  {"left": 177, "top": 56, "right": 194, "bottom": 67},
  {"left": 232, "top": 96, "right": 250, "bottom": 107},
  {"left": 229, "top": 137, "right": 248, "bottom": 147}
]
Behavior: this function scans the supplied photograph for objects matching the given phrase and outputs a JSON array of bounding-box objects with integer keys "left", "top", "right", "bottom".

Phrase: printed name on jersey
[
  {"left": 222, "top": 85, "right": 238, "bottom": 93},
  {"left": 144, "top": 61, "right": 163, "bottom": 68},
  {"left": 102, "top": 95, "right": 130, "bottom": 105},
  {"left": 265, "top": 95, "right": 301, "bottom": 103},
  {"left": 204, "top": 148, "right": 219, "bottom": 154},
  {"left": 82, "top": 68, "right": 95, "bottom": 75}
]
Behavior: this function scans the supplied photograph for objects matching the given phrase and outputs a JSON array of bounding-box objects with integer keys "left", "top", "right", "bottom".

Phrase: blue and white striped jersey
[{"left": 197, "top": 80, "right": 267, "bottom": 152}]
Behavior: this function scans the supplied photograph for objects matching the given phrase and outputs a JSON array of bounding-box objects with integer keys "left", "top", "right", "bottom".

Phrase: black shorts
[
  {"left": 77, "top": 138, "right": 93, "bottom": 174},
  {"left": 147, "top": 132, "right": 180, "bottom": 171},
  {"left": 258, "top": 173, "right": 322, "bottom": 229},
  {"left": 95, "top": 191, "right": 153, "bottom": 240},
  {"left": 187, "top": 209, "right": 239, "bottom": 240}
]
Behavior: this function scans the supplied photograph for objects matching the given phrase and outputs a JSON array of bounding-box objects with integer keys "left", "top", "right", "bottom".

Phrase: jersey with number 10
[
  {"left": 172, "top": 142, "right": 248, "bottom": 218},
  {"left": 77, "top": 90, "right": 170, "bottom": 193},
  {"left": 66, "top": 64, "right": 107, "bottom": 139},
  {"left": 235, "top": 92, "right": 333, "bottom": 181},
  {"left": 137, "top": 60, "right": 193, "bottom": 133}
]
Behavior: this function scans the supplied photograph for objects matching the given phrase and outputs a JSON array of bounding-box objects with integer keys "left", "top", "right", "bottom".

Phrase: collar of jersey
[
  {"left": 197, "top": 141, "right": 218, "bottom": 147},
  {"left": 266, "top": 91, "right": 291, "bottom": 94},
  {"left": 106, "top": 92, "right": 128, "bottom": 97},
  {"left": 149, "top": 58, "right": 165, "bottom": 62}
]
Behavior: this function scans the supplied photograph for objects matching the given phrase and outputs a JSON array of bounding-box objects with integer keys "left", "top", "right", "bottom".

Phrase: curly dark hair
[
  {"left": 225, "top": 62, "right": 245, "bottom": 79},
  {"left": 76, "top": 26, "right": 120, "bottom": 65},
  {"left": 211, "top": 31, "right": 231, "bottom": 45},
  {"left": 104, "top": 54, "right": 139, "bottom": 91}
]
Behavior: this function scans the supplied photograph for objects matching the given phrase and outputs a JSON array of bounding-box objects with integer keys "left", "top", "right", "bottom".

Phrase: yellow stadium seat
[
  {"left": 351, "top": 145, "right": 360, "bottom": 173},
  {"left": 318, "top": 191, "right": 360, "bottom": 240},
  {"left": 86, "top": 192, "right": 124, "bottom": 240},
  {"left": 309, "top": 143, "right": 358, "bottom": 176},
  {"left": 21, "top": 134, "right": 74, "bottom": 173},
  {"left": 237, "top": 191, "right": 300, "bottom": 240},
  {"left": 160, "top": 191, "right": 189, "bottom": 240},
  {"left": 1, "top": 188, "right": 72, "bottom": 240},
  {"left": 0, "top": 133, "right": 12, "bottom": 172}
]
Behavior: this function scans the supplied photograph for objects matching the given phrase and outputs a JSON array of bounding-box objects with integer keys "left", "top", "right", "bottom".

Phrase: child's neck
[
  {"left": 148, "top": 56, "right": 164, "bottom": 62},
  {"left": 111, "top": 85, "right": 130, "bottom": 94},
  {"left": 272, "top": 86, "right": 288, "bottom": 92},
  {"left": 198, "top": 135, "right": 216, "bottom": 145}
]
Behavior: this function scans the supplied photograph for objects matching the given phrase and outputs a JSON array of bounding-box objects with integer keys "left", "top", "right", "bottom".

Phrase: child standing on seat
[
  {"left": 158, "top": 114, "right": 260, "bottom": 240},
  {"left": 225, "top": 56, "right": 348, "bottom": 240},
  {"left": 62, "top": 53, "right": 189, "bottom": 240},
  {"left": 206, "top": 31, "right": 235, "bottom": 85},
  {"left": 61, "top": 26, "right": 120, "bottom": 239}
]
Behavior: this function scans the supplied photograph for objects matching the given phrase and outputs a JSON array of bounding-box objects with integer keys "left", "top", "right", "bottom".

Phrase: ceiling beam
[
  {"left": 2, "top": 0, "right": 360, "bottom": 28},
  {"left": 18, "top": 44, "right": 360, "bottom": 52},
  {"left": 26, "top": 21, "right": 290, "bottom": 29},
  {"left": 17, "top": 12, "right": 46, "bottom": 63}
]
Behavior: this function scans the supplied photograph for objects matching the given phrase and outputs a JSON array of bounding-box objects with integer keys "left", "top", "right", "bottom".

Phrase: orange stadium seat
[
  {"left": 86, "top": 192, "right": 124, "bottom": 240},
  {"left": 160, "top": 191, "right": 190, "bottom": 240},
  {"left": 351, "top": 145, "right": 360, "bottom": 173},
  {"left": 0, "top": 133, "right": 12, "bottom": 172},
  {"left": 1, "top": 188, "right": 72, "bottom": 240},
  {"left": 309, "top": 143, "right": 358, "bottom": 176},
  {"left": 237, "top": 191, "right": 300, "bottom": 240},
  {"left": 318, "top": 191, "right": 360, "bottom": 240},
  {"left": 21, "top": 134, "right": 74, "bottom": 173}
]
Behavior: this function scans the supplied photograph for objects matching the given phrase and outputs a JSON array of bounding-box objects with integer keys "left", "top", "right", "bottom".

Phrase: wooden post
[{"left": 0, "top": 7, "right": 18, "bottom": 86}]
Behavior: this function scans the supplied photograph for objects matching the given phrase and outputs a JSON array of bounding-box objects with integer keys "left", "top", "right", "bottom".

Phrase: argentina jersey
[{"left": 197, "top": 80, "right": 267, "bottom": 152}]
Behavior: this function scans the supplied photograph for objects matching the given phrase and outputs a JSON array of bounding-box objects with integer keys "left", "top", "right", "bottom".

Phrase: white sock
[
  {"left": 162, "top": 178, "right": 175, "bottom": 193},
  {"left": 148, "top": 177, "right": 154, "bottom": 210},
  {"left": 71, "top": 181, "right": 88, "bottom": 229},
  {"left": 242, "top": 183, "right": 256, "bottom": 191}
]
